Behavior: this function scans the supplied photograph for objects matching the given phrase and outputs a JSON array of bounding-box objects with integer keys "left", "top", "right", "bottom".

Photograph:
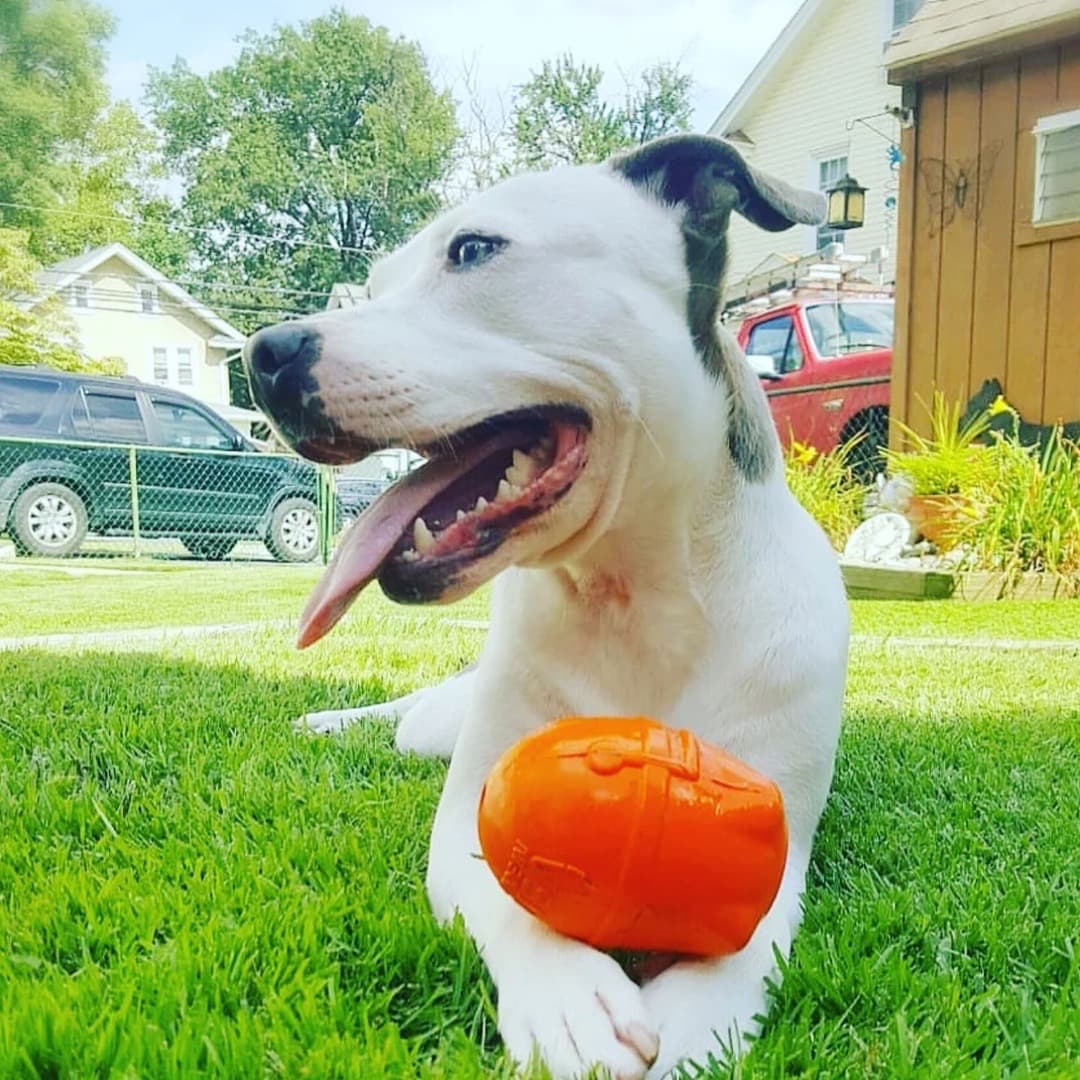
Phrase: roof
[
  {"left": 32, "top": 242, "right": 247, "bottom": 346},
  {"left": 708, "top": 0, "right": 828, "bottom": 137},
  {"left": 885, "top": 0, "right": 1080, "bottom": 83},
  {"left": 325, "top": 282, "right": 367, "bottom": 310}
]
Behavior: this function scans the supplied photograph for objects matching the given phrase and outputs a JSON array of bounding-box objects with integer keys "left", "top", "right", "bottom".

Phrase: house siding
[
  {"left": 712, "top": 0, "right": 903, "bottom": 291},
  {"left": 890, "top": 37, "right": 1080, "bottom": 437},
  {"left": 51, "top": 255, "right": 232, "bottom": 411}
]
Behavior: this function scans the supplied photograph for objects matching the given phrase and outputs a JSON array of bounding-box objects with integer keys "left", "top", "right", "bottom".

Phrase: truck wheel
[
  {"left": 12, "top": 482, "right": 89, "bottom": 558},
  {"left": 181, "top": 536, "right": 237, "bottom": 561},
  {"left": 843, "top": 409, "right": 889, "bottom": 481},
  {"left": 266, "top": 497, "right": 319, "bottom": 562}
]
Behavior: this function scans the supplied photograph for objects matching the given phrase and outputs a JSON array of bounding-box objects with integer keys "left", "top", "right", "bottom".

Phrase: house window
[
  {"left": 177, "top": 347, "right": 194, "bottom": 386},
  {"left": 892, "top": 0, "right": 925, "bottom": 29},
  {"left": 1034, "top": 110, "right": 1080, "bottom": 225},
  {"left": 817, "top": 155, "right": 849, "bottom": 250},
  {"left": 152, "top": 347, "right": 169, "bottom": 384},
  {"left": 140, "top": 284, "right": 158, "bottom": 313},
  {"left": 71, "top": 283, "right": 90, "bottom": 309}
]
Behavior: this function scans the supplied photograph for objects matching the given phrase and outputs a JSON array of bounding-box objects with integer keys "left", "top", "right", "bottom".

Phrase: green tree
[
  {"left": 0, "top": 0, "right": 114, "bottom": 222},
  {"left": 0, "top": 228, "right": 123, "bottom": 374},
  {"left": 146, "top": 9, "right": 459, "bottom": 299},
  {"left": 30, "top": 103, "right": 191, "bottom": 275},
  {"left": 511, "top": 55, "right": 692, "bottom": 170}
]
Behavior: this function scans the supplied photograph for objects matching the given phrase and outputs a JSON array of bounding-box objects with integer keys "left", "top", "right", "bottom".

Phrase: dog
[
  {"left": 243, "top": 135, "right": 850, "bottom": 1079},
  {"left": 961, "top": 377, "right": 1080, "bottom": 450}
]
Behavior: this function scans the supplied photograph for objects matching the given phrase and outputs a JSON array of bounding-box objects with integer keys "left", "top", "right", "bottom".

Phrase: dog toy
[{"left": 477, "top": 715, "right": 787, "bottom": 956}]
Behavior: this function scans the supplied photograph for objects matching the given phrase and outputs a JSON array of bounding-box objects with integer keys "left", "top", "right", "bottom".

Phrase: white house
[
  {"left": 709, "top": 0, "right": 927, "bottom": 297},
  {"left": 29, "top": 242, "right": 264, "bottom": 435}
]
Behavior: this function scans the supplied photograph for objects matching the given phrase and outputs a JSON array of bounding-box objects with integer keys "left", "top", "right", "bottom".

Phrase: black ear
[
  {"left": 610, "top": 135, "right": 822, "bottom": 483},
  {"left": 611, "top": 134, "right": 826, "bottom": 233}
]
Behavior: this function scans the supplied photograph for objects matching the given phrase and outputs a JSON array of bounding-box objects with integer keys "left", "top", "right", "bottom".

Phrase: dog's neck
[{"left": 534, "top": 451, "right": 774, "bottom": 710}]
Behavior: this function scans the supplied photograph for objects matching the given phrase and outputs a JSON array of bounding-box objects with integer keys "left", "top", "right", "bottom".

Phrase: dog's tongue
[{"left": 297, "top": 427, "right": 530, "bottom": 648}]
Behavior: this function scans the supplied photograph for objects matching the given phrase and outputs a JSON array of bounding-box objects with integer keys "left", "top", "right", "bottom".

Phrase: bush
[
  {"left": 784, "top": 440, "right": 867, "bottom": 550},
  {"left": 962, "top": 430, "right": 1080, "bottom": 594}
]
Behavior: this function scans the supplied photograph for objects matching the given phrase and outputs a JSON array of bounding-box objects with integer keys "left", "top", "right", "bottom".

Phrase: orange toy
[{"left": 477, "top": 716, "right": 787, "bottom": 957}]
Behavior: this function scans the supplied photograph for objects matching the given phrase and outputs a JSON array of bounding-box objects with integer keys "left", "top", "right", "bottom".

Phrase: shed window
[{"left": 1034, "top": 110, "right": 1080, "bottom": 225}]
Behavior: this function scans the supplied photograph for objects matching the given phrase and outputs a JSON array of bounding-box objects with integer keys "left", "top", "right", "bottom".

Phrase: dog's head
[{"left": 244, "top": 135, "right": 824, "bottom": 646}]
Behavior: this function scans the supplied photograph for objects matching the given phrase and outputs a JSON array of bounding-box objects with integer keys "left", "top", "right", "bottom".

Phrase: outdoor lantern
[{"left": 825, "top": 174, "right": 867, "bottom": 230}]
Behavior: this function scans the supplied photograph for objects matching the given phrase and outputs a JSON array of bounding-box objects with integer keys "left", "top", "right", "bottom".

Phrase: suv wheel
[
  {"left": 181, "top": 536, "right": 237, "bottom": 561},
  {"left": 12, "top": 482, "right": 89, "bottom": 558},
  {"left": 266, "top": 497, "right": 319, "bottom": 562}
]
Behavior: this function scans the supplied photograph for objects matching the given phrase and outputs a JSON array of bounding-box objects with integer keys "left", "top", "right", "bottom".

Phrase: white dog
[{"left": 244, "top": 135, "right": 849, "bottom": 1079}]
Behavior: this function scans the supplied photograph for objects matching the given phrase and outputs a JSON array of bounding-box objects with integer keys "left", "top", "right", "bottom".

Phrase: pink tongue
[{"left": 297, "top": 428, "right": 529, "bottom": 648}]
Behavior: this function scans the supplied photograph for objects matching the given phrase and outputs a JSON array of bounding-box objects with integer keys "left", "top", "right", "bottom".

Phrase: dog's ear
[
  {"left": 611, "top": 134, "right": 826, "bottom": 234},
  {"left": 611, "top": 135, "right": 821, "bottom": 483}
]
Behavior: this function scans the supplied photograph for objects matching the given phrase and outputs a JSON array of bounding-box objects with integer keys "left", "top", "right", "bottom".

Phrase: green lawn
[{"left": 0, "top": 566, "right": 1077, "bottom": 1077}]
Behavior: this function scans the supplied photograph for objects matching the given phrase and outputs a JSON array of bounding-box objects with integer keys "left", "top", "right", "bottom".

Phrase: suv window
[
  {"left": 151, "top": 398, "right": 235, "bottom": 450},
  {"left": 71, "top": 390, "right": 148, "bottom": 443},
  {"left": 0, "top": 373, "right": 61, "bottom": 428},
  {"left": 746, "top": 315, "right": 804, "bottom": 374}
]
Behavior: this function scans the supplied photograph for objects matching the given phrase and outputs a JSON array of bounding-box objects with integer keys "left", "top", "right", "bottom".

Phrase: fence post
[
  {"left": 317, "top": 465, "right": 335, "bottom": 565},
  {"left": 128, "top": 445, "right": 141, "bottom": 559}
]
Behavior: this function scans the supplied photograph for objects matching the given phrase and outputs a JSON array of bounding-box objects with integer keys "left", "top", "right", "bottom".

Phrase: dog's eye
[{"left": 448, "top": 233, "right": 505, "bottom": 269}]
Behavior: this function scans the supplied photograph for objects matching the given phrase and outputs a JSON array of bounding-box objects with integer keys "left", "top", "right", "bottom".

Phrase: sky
[{"left": 103, "top": 0, "right": 804, "bottom": 134}]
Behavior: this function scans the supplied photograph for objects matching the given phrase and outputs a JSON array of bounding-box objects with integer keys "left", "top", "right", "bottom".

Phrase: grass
[{"left": 1, "top": 567, "right": 1078, "bottom": 1077}]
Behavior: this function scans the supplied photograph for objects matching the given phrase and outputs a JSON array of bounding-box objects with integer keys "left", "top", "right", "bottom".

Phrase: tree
[
  {"left": 511, "top": 55, "right": 692, "bottom": 171},
  {"left": 29, "top": 103, "right": 192, "bottom": 276},
  {"left": 0, "top": 0, "right": 114, "bottom": 223},
  {"left": 0, "top": 228, "right": 123, "bottom": 374},
  {"left": 146, "top": 9, "right": 460, "bottom": 299}
]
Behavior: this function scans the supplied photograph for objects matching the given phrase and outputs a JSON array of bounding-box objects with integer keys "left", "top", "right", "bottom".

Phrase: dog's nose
[{"left": 245, "top": 323, "right": 319, "bottom": 378}]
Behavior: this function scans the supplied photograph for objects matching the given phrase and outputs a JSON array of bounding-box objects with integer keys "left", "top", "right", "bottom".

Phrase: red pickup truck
[{"left": 735, "top": 298, "right": 893, "bottom": 475}]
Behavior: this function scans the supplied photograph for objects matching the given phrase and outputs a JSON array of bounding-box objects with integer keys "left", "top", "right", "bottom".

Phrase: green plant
[
  {"left": 961, "top": 428, "right": 1080, "bottom": 594},
  {"left": 883, "top": 391, "right": 995, "bottom": 495},
  {"left": 784, "top": 439, "right": 868, "bottom": 549}
]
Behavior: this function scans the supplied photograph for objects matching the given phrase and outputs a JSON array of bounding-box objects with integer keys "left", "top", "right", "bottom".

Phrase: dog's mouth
[{"left": 297, "top": 406, "right": 591, "bottom": 647}]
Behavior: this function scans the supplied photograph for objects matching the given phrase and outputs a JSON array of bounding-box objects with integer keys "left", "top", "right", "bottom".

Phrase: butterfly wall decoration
[{"left": 918, "top": 140, "right": 1003, "bottom": 237}]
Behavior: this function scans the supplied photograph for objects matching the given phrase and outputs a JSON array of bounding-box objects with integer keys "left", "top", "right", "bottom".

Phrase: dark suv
[{"left": 0, "top": 364, "right": 328, "bottom": 561}]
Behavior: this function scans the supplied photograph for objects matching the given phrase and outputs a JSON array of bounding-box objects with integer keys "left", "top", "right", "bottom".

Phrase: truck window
[
  {"left": 0, "top": 374, "right": 61, "bottom": 428},
  {"left": 73, "top": 390, "right": 148, "bottom": 443},
  {"left": 805, "top": 302, "right": 894, "bottom": 357},
  {"left": 151, "top": 398, "right": 235, "bottom": 451},
  {"left": 745, "top": 315, "right": 804, "bottom": 374}
]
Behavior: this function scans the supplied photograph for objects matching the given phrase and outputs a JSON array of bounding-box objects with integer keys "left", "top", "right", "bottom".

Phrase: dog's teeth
[
  {"left": 413, "top": 517, "right": 436, "bottom": 554},
  {"left": 456, "top": 509, "right": 467, "bottom": 523},
  {"left": 507, "top": 449, "right": 538, "bottom": 487},
  {"left": 402, "top": 548, "right": 419, "bottom": 563},
  {"left": 475, "top": 496, "right": 489, "bottom": 512},
  {"left": 496, "top": 479, "right": 521, "bottom": 503}
]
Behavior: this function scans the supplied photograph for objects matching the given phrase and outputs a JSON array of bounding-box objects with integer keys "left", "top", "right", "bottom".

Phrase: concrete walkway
[{"left": 1, "top": 620, "right": 1077, "bottom": 653}]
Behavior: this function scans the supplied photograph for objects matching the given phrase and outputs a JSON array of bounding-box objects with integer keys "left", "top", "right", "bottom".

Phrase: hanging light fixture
[{"left": 825, "top": 174, "right": 867, "bottom": 230}]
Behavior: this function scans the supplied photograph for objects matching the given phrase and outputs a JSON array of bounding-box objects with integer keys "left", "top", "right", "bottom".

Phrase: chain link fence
[{"left": 0, "top": 436, "right": 387, "bottom": 564}]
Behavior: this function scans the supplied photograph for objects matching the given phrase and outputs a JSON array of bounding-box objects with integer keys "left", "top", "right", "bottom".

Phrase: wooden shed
[{"left": 885, "top": 0, "right": 1080, "bottom": 439}]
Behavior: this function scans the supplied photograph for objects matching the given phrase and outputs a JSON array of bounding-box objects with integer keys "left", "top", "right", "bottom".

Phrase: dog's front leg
[
  {"left": 427, "top": 727, "right": 659, "bottom": 1080},
  {"left": 297, "top": 665, "right": 475, "bottom": 758},
  {"left": 639, "top": 847, "right": 810, "bottom": 1077}
]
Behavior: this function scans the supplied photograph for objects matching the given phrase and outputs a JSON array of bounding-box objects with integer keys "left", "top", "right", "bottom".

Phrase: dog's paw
[
  {"left": 640, "top": 956, "right": 765, "bottom": 1077},
  {"left": 394, "top": 700, "right": 462, "bottom": 758},
  {"left": 498, "top": 941, "right": 657, "bottom": 1080},
  {"left": 294, "top": 708, "right": 352, "bottom": 735}
]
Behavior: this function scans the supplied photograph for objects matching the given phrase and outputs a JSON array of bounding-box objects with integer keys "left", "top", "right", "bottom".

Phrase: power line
[
  {"left": 35, "top": 266, "right": 336, "bottom": 300},
  {"left": 0, "top": 199, "right": 382, "bottom": 262},
  {"left": 41, "top": 289, "right": 307, "bottom": 321}
]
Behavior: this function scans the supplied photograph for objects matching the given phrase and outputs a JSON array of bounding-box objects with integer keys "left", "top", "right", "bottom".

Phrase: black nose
[{"left": 245, "top": 323, "right": 320, "bottom": 378}]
